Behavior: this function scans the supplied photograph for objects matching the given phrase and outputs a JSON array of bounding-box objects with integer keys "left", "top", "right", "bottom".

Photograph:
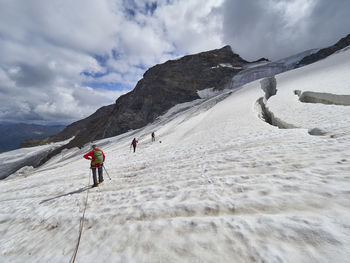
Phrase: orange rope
[{"left": 70, "top": 169, "right": 91, "bottom": 263}]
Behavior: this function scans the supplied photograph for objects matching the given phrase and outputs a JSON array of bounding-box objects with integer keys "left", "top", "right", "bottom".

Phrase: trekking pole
[
  {"left": 86, "top": 168, "right": 92, "bottom": 187},
  {"left": 102, "top": 164, "right": 112, "bottom": 180}
]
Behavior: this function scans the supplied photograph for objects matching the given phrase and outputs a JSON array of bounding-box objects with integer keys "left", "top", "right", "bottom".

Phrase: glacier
[{"left": 0, "top": 48, "right": 350, "bottom": 262}]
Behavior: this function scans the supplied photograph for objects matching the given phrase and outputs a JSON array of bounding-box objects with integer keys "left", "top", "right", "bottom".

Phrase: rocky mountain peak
[{"left": 23, "top": 45, "right": 250, "bottom": 156}]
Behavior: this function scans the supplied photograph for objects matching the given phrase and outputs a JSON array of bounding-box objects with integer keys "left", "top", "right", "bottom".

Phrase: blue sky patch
[
  {"left": 145, "top": 2, "right": 157, "bottom": 15},
  {"left": 93, "top": 54, "right": 110, "bottom": 67},
  {"left": 84, "top": 81, "right": 132, "bottom": 91},
  {"left": 123, "top": 0, "right": 158, "bottom": 19}
]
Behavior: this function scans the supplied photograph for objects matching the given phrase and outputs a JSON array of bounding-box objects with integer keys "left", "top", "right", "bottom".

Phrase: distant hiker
[
  {"left": 131, "top": 138, "right": 138, "bottom": 153},
  {"left": 83, "top": 144, "right": 105, "bottom": 187},
  {"left": 151, "top": 132, "right": 155, "bottom": 142}
]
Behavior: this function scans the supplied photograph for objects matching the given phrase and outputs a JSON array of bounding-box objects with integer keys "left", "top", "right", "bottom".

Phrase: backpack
[{"left": 92, "top": 150, "right": 104, "bottom": 165}]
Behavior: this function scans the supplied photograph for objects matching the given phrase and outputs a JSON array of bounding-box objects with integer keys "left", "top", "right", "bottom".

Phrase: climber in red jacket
[{"left": 83, "top": 144, "right": 105, "bottom": 187}]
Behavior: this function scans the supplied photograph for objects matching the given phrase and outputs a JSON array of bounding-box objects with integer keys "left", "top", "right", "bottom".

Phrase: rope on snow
[{"left": 69, "top": 169, "right": 91, "bottom": 263}]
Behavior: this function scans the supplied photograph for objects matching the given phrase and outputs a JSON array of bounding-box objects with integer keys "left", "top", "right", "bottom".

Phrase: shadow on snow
[{"left": 39, "top": 185, "right": 91, "bottom": 204}]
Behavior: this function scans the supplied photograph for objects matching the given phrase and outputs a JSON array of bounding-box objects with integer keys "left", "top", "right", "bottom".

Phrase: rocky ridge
[{"left": 296, "top": 33, "right": 350, "bottom": 67}]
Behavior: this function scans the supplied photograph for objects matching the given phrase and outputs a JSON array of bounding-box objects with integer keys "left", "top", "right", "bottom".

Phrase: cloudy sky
[{"left": 0, "top": 0, "right": 349, "bottom": 125}]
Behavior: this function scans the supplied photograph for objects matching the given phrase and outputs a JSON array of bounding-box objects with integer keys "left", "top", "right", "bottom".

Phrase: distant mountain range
[{"left": 0, "top": 123, "right": 65, "bottom": 152}]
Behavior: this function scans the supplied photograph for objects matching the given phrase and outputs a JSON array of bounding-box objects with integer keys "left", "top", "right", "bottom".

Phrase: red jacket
[{"left": 83, "top": 148, "right": 105, "bottom": 168}]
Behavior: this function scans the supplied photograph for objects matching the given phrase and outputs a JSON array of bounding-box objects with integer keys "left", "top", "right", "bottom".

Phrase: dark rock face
[
  {"left": 251, "top": 57, "right": 269, "bottom": 63},
  {"left": 296, "top": 33, "right": 350, "bottom": 67},
  {"left": 24, "top": 45, "right": 249, "bottom": 155},
  {"left": 102, "top": 45, "right": 248, "bottom": 139}
]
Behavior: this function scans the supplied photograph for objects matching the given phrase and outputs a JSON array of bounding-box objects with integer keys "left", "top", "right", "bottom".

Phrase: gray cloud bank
[
  {"left": 0, "top": 0, "right": 349, "bottom": 124},
  {"left": 222, "top": 0, "right": 350, "bottom": 60}
]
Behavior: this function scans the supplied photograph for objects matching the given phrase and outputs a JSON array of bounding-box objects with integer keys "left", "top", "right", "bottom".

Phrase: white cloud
[
  {"left": 155, "top": 0, "right": 224, "bottom": 54},
  {"left": 0, "top": 0, "right": 349, "bottom": 124},
  {"left": 0, "top": 0, "right": 125, "bottom": 123}
]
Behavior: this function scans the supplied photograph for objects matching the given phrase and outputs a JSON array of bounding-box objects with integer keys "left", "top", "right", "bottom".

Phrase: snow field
[{"left": 1, "top": 49, "right": 350, "bottom": 262}]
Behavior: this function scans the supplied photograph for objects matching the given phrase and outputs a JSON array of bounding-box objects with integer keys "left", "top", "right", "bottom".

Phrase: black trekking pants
[{"left": 92, "top": 166, "right": 103, "bottom": 186}]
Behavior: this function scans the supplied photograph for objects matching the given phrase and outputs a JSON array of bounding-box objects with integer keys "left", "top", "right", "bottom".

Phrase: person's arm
[{"left": 83, "top": 151, "right": 93, "bottom": 160}]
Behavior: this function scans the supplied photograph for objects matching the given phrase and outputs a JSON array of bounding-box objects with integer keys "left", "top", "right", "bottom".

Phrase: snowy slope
[
  {"left": 0, "top": 49, "right": 350, "bottom": 263},
  {"left": 0, "top": 138, "right": 73, "bottom": 180}
]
